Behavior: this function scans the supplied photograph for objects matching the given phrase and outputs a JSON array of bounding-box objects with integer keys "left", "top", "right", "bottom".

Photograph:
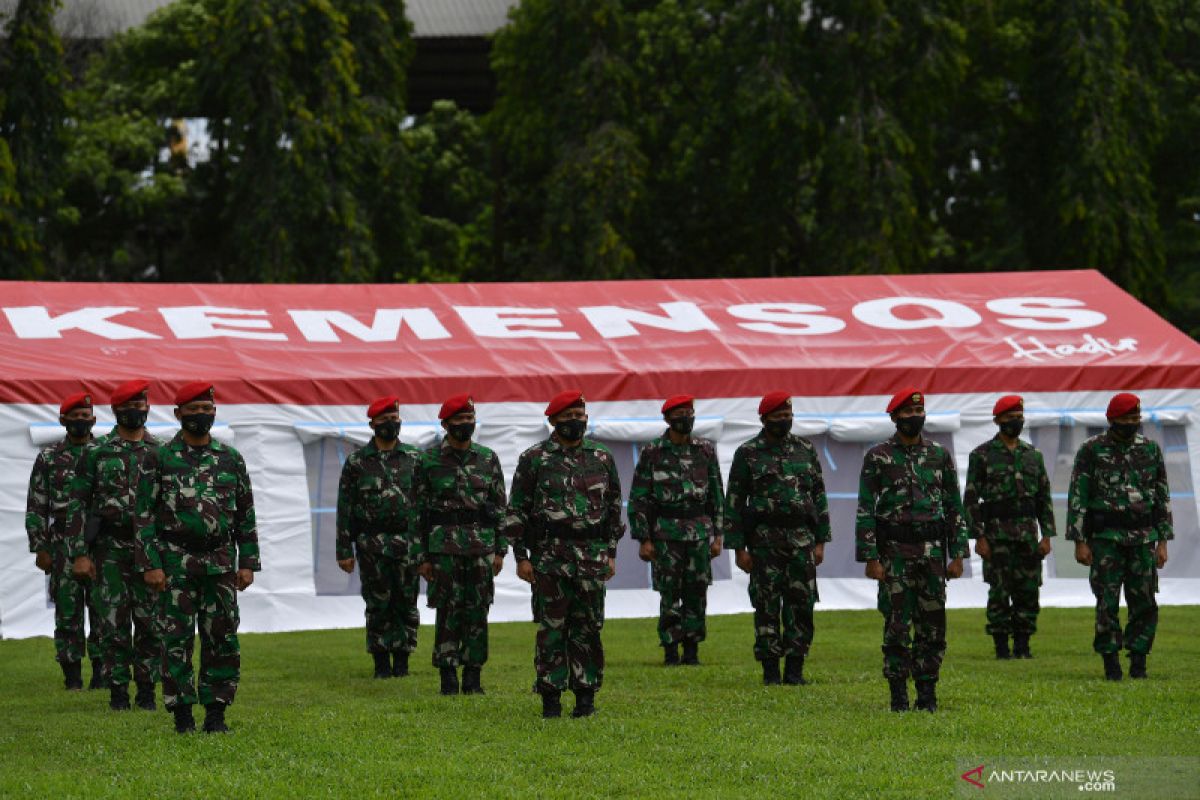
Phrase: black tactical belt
[
  {"left": 428, "top": 509, "right": 490, "bottom": 526},
  {"left": 657, "top": 505, "right": 707, "bottom": 520},
  {"left": 541, "top": 520, "right": 603, "bottom": 540},
  {"left": 984, "top": 498, "right": 1038, "bottom": 521},
  {"left": 161, "top": 531, "right": 223, "bottom": 551},
  {"left": 877, "top": 521, "right": 944, "bottom": 543},
  {"left": 1086, "top": 509, "right": 1158, "bottom": 530},
  {"left": 758, "top": 510, "right": 817, "bottom": 528}
]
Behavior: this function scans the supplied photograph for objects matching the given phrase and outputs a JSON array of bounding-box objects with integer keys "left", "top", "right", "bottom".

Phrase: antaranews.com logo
[
  {"left": 960, "top": 764, "right": 1115, "bottom": 792},
  {"left": 955, "top": 758, "right": 1199, "bottom": 799}
]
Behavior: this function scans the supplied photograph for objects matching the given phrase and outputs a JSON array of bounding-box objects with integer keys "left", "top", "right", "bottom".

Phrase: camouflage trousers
[
  {"left": 161, "top": 569, "right": 240, "bottom": 709},
  {"left": 533, "top": 570, "right": 605, "bottom": 693},
  {"left": 877, "top": 554, "right": 947, "bottom": 682},
  {"left": 981, "top": 538, "right": 1043, "bottom": 636},
  {"left": 1088, "top": 539, "right": 1159, "bottom": 655},
  {"left": 427, "top": 554, "right": 494, "bottom": 667},
  {"left": 50, "top": 548, "right": 102, "bottom": 665},
  {"left": 94, "top": 548, "right": 163, "bottom": 687},
  {"left": 358, "top": 549, "right": 420, "bottom": 654},
  {"left": 651, "top": 539, "right": 712, "bottom": 647},
  {"left": 748, "top": 544, "right": 818, "bottom": 661}
]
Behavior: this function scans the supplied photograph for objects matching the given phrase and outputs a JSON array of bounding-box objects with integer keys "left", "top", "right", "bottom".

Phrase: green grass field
[{"left": 2, "top": 607, "right": 1197, "bottom": 799}]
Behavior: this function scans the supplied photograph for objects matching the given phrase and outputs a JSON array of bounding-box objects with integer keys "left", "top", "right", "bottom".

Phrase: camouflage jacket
[
  {"left": 134, "top": 432, "right": 261, "bottom": 575},
  {"left": 1066, "top": 431, "right": 1173, "bottom": 544},
  {"left": 66, "top": 428, "right": 161, "bottom": 559},
  {"left": 963, "top": 436, "right": 1056, "bottom": 543},
  {"left": 415, "top": 437, "right": 508, "bottom": 559},
  {"left": 723, "top": 432, "right": 830, "bottom": 551},
  {"left": 26, "top": 436, "right": 96, "bottom": 553},
  {"left": 504, "top": 436, "right": 624, "bottom": 576},
  {"left": 854, "top": 434, "right": 970, "bottom": 561},
  {"left": 335, "top": 439, "right": 421, "bottom": 560},
  {"left": 629, "top": 432, "right": 725, "bottom": 543}
]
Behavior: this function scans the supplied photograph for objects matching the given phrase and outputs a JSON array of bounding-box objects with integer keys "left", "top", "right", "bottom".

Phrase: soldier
[
  {"left": 506, "top": 390, "right": 623, "bottom": 718},
  {"left": 336, "top": 395, "right": 421, "bottom": 679},
  {"left": 26, "top": 392, "right": 103, "bottom": 691},
  {"left": 963, "top": 395, "right": 1055, "bottom": 660},
  {"left": 137, "top": 382, "right": 261, "bottom": 734},
  {"left": 1066, "top": 392, "right": 1172, "bottom": 681},
  {"left": 855, "top": 388, "right": 968, "bottom": 712},
  {"left": 415, "top": 393, "right": 507, "bottom": 695},
  {"left": 725, "top": 392, "right": 829, "bottom": 686},
  {"left": 68, "top": 379, "right": 164, "bottom": 712},
  {"left": 630, "top": 395, "right": 725, "bottom": 667}
]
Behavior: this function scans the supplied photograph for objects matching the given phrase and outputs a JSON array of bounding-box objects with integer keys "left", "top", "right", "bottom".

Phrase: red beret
[
  {"left": 887, "top": 387, "right": 924, "bottom": 415},
  {"left": 438, "top": 393, "right": 474, "bottom": 420},
  {"left": 758, "top": 391, "right": 791, "bottom": 416},
  {"left": 992, "top": 395, "right": 1023, "bottom": 417},
  {"left": 662, "top": 395, "right": 694, "bottom": 414},
  {"left": 545, "top": 389, "right": 585, "bottom": 417},
  {"left": 367, "top": 395, "right": 400, "bottom": 420},
  {"left": 110, "top": 379, "right": 150, "bottom": 407},
  {"left": 59, "top": 392, "right": 93, "bottom": 415},
  {"left": 174, "top": 381, "right": 214, "bottom": 406},
  {"left": 1106, "top": 392, "right": 1140, "bottom": 420}
]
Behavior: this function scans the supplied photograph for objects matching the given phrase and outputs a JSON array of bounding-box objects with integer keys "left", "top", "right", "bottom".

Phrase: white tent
[{"left": 2, "top": 270, "right": 1198, "bottom": 639}]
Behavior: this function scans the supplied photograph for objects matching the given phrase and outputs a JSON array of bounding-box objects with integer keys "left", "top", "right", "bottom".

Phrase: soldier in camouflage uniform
[
  {"left": 68, "top": 379, "right": 164, "bottom": 712},
  {"left": 25, "top": 392, "right": 102, "bottom": 691},
  {"left": 855, "top": 388, "right": 969, "bottom": 712},
  {"left": 630, "top": 395, "right": 724, "bottom": 667},
  {"left": 1067, "top": 392, "right": 1172, "bottom": 681},
  {"left": 136, "top": 382, "right": 261, "bottom": 734},
  {"left": 725, "top": 392, "right": 830, "bottom": 687},
  {"left": 506, "top": 390, "right": 623, "bottom": 718},
  {"left": 963, "top": 395, "right": 1055, "bottom": 659},
  {"left": 415, "top": 394, "right": 507, "bottom": 695},
  {"left": 336, "top": 395, "right": 422, "bottom": 679}
]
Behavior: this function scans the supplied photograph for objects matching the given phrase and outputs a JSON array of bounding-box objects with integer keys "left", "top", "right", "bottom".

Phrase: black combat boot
[
  {"left": 681, "top": 641, "right": 700, "bottom": 666},
  {"left": 173, "top": 705, "right": 196, "bottom": 734},
  {"left": 888, "top": 678, "right": 909, "bottom": 712},
  {"left": 62, "top": 661, "right": 83, "bottom": 691},
  {"left": 373, "top": 652, "right": 392, "bottom": 679},
  {"left": 761, "top": 657, "right": 781, "bottom": 686},
  {"left": 440, "top": 665, "right": 460, "bottom": 695},
  {"left": 134, "top": 681, "right": 156, "bottom": 711},
  {"left": 541, "top": 688, "right": 562, "bottom": 719},
  {"left": 203, "top": 702, "right": 229, "bottom": 733},
  {"left": 391, "top": 650, "right": 410, "bottom": 678},
  {"left": 1102, "top": 652, "right": 1122, "bottom": 681},
  {"left": 1128, "top": 652, "right": 1147, "bottom": 679},
  {"left": 783, "top": 655, "right": 807, "bottom": 686},
  {"left": 1012, "top": 634, "right": 1032, "bottom": 659},
  {"left": 914, "top": 680, "right": 938, "bottom": 712},
  {"left": 571, "top": 688, "right": 596, "bottom": 718},
  {"left": 663, "top": 643, "right": 680, "bottom": 666},
  {"left": 109, "top": 683, "right": 131, "bottom": 711},
  {"left": 993, "top": 633, "right": 1012, "bottom": 660},
  {"left": 88, "top": 660, "right": 105, "bottom": 690},
  {"left": 461, "top": 666, "right": 484, "bottom": 695}
]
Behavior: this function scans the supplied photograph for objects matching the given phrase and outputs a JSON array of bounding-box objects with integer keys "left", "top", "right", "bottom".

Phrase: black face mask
[
  {"left": 374, "top": 420, "right": 401, "bottom": 442},
  {"left": 668, "top": 417, "right": 694, "bottom": 435},
  {"left": 999, "top": 418, "right": 1024, "bottom": 438},
  {"left": 115, "top": 408, "right": 148, "bottom": 430},
  {"left": 1110, "top": 422, "right": 1140, "bottom": 440},
  {"left": 447, "top": 422, "right": 475, "bottom": 443},
  {"left": 895, "top": 415, "right": 926, "bottom": 438},
  {"left": 763, "top": 419, "right": 792, "bottom": 438},
  {"left": 555, "top": 419, "right": 587, "bottom": 442},
  {"left": 65, "top": 419, "right": 94, "bottom": 439},
  {"left": 181, "top": 412, "right": 216, "bottom": 436}
]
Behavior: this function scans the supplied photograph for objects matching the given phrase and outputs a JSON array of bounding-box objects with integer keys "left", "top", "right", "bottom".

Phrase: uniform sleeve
[
  {"left": 962, "top": 449, "right": 986, "bottom": 540},
  {"left": 1151, "top": 443, "right": 1174, "bottom": 542},
  {"left": 628, "top": 445, "right": 655, "bottom": 541},
  {"left": 1065, "top": 443, "right": 1092, "bottom": 542},
  {"left": 234, "top": 452, "right": 261, "bottom": 571},
  {"left": 404, "top": 449, "right": 421, "bottom": 552},
  {"left": 723, "top": 447, "right": 750, "bottom": 550},
  {"left": 854, "top": 451, "right": 881, "bottom": 562},
  {"left": 488, "top": 452, "right": 509, "bottom": 556},
  {"left": 65, "top": 448, "right": 98, "bottom": 560},
  {"left": 411, "top": 455, "right": 430, "bottom": 562},
  {"left": 941, "top": 450, "right": 970, "bottom": 559},
  {"left": 505, "top": 450, "right": 535, "bottom": 561},
  {"left": 335, "top": 456, "right": 357, "bottom": 561},
  {"left": 25, "top": 451, "right": 50, "bottom": 553},
  {"left": 811, "top": 457, "right": 831, "bottom": 544},
  {"left": 133, "top": 447, "right": 162, "bottom": 572},
  {"left": 1034, "top": 451, "right": 1057, "bottom": 537},
  {"left": 603, "top": 451, "right": 625, "bottom": 557},
  {"left": 705, "top": 444, "right": 726, "bottom": 541}
]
